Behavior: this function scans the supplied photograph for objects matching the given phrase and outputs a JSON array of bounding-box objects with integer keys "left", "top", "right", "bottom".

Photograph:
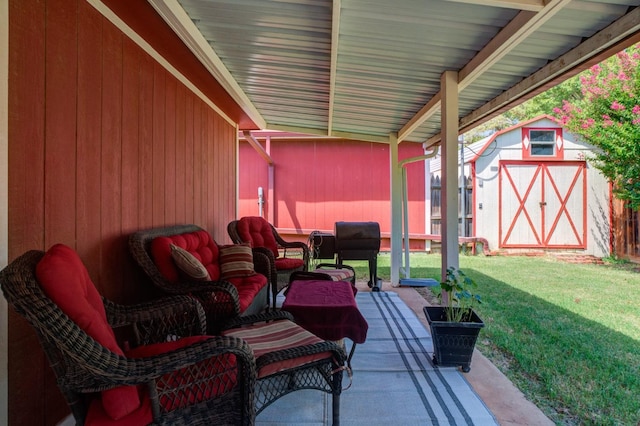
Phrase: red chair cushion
[
  {"left": 236, "top": 217, "right": 280, "bottom": 259},
  {"left": 126, "top": 336, "right": 238, "bottom": 411},
  {"left": 151, "top": 230, "right": 221, "bottom": 282},
  {"left": 226, "top": 273, "right": 268, "bottom": 312},
  {"left": 275, "top": 257, "right": 304, "bottom": 271},
  {"left": 85, "top": 391, "right": 152, "bottom": 426},
  {"left": 35, "top": 244, "right": 141, "bottom": 421},
  {"left": 222, "top": 320, "right": 332, "bottom": 378}
]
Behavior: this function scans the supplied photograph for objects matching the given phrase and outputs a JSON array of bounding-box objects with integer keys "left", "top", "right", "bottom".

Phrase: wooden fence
[{"left": 430, "top": 174, "right": 473, "bottom": 236}]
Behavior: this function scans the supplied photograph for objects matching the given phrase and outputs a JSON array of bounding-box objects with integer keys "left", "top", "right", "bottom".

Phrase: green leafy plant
[
  {"left": 553, "top": 43, "right": 640, "bottom": 210},
  {"left": 439, "top": 267, "right": 482, "bottom": 322}
]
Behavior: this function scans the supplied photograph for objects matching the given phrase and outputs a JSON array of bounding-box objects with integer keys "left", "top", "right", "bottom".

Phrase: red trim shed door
[{"left": 499, "top": 161, "right": 587, "bottom": 249}]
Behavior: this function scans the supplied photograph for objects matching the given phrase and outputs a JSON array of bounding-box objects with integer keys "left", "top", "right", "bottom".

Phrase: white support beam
[
  {"left": 389, "top": 132, "right": 403, "bottom": 286},
  {"left": 446, "top": 0, "right": 545, "bottom": 12},
  {"left": 147, "top": 0, "right": 266, "bottom": 129},
  {"left": 459, "top": 6, "right": 640, "bottom": 132},
  {"left": 398, "top": 93, "right": 441, "bottom": 143},
  {"left": 242, "top": 131, "right": 274, "bottom": 166},
  {"left": 457, "top": 10, "right": 536, "bottom": 91},
  {"left": 440, "top": 71, "right": 460, "bottom": 281},
  {"left": 400, "top": 0, "right": 572, "bottom": 142},
  {"left": 265, "top": 123, "right": 392, "bottom": 144},
  {"left": 328, "top": 0, "right": 341, "bottom": 135},
  {"left": 460, "top": 0, "right": 573, "bottom": 92}
]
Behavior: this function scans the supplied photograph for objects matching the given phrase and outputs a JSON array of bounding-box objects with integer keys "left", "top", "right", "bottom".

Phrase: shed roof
[
  {"left": 429, "top": 114, "right": 563, "bottom": 171},
  {"left": 149, "top": 0, "right": 640, "bottom": 145}
]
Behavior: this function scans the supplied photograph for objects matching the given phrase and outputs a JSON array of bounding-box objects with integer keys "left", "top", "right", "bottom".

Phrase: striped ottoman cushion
[
  {"left": 314, "top": 267, "right": 354, "bottom": 282},
  {"left": 222, "top": 320, "right": 332, "bottom": 378}
]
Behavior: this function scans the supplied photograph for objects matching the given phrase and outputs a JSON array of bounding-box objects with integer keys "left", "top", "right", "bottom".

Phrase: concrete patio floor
[{"left": 379, "top": 280, "right": 554, "bottom": 426}]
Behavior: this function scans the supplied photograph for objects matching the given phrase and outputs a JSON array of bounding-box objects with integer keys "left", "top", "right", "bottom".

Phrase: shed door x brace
[{"left": 499, "top": 161, "right": 587, "bottom": 249}]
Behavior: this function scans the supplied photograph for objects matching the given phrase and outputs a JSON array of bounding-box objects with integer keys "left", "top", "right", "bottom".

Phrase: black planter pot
[{"left": 423, "top": 306, "right": 484, "bottom": 373}]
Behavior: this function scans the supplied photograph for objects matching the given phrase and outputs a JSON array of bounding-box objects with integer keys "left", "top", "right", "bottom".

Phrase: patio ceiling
[{"left": 149, "top": 0, "right": 640, "bottom": 145}]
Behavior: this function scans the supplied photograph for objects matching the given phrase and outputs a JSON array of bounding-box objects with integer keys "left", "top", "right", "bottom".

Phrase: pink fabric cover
[
  {"left": 151, "top": 231, "right": 222, "bottom": 282},
  {"left": 236, "top": 216, "right": 280, "bottom": 258},
  {"left": 35, "top": 244, "right": 141, "bottom": 421},
  {"left": 282, "top": 280, "right": 368, "bottom": 344},
  {"left": 150, "top": 230, "right": 267, "bottom": 313}
]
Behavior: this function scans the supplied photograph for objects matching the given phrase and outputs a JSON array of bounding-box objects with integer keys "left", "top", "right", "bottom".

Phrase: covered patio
[
  {"left": 2, "top": 0, "right": 640, "bottom": 424},
  {"left": 144, "top": 0, "right": 640, "bottom": 283},
  {"left": 252, "top": 279, "right": 553, "bottom": 425}
]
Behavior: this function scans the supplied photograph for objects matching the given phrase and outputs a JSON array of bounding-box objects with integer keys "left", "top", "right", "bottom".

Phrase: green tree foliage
[
  {"left": 463, "top": 115, "right": 516, "bottom": 143},
  {"left": 506, "top": 78, "right": 581, "bottom": 122},
  {"left": 553, "top": 44, "right": 640, "bottom": 210}
]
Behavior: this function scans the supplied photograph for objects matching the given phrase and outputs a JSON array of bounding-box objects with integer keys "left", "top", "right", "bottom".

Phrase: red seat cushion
[
  {"left": 222, "top": 320, "right": 332, "bottom": 378},
  {"left": 151, "top": 231, "right": 221, "bottom": 282},
  {"left": 125, "top": 336, "right": 238, "bottom": 411},
  {"left": 85, "top": 392, "right": 152, "bottom": 426},
  {"left": 150, "top": 231, "right": 266, "bottom": 314},
  {"left": 275, "top": 257, "right": 304, "bottom": 271},
  {"left": 227, "top": 274, "right": 268, "bottom": 312},
  {"left": 86, "top": 335, "right": 237, "bottom": 425},
  {"left": 236, "top": 217, "right": 280, "bottom": 259},
  {"left": 36, "top": 244, "right": 141, "bottom": 421}
]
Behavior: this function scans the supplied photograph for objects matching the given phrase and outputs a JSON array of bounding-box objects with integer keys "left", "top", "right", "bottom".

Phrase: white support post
[
  {"left": 389, "top": 132, "right": 403, "bottom": 286},
  {"left": 0, "top": 0, "right": 8, "bottom": 421},
  {"left": 266, "top": 136, "right": 275, "bottom": 223},
  {"left": 440, "top": 71, "right": 460, "bottom": 282},
  {"left": 424, "top": 150, "right": 431, "bottom": 252}
]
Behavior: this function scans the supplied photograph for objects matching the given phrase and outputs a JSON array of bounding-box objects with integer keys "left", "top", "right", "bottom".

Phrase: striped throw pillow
[{"left": 219, "top": 243, "right": 256, "bottom": 279}]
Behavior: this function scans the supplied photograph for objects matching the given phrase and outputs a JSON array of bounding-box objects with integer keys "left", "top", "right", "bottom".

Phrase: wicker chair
[
  {"left": 228, "top": 217, "right": 310, "bottom": 308},
  {"left": 129, "top": 224, "right": 271, "bottom": 332},
  {"left": 0, "top": 248, "right": 256, "bottom": 425},
  {"left": 221, "top": 311, "right": 347, "bottom": 425}
]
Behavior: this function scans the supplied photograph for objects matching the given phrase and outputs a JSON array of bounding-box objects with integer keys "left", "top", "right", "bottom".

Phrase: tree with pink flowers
[{"left": 553, "top": 44, "right": 640, "bottom": 210}]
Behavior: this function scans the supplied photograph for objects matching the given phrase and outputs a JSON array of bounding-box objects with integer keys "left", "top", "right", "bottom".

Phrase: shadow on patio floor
[{"left": 257, "top": 289, "right": 500, "bottom": 425}]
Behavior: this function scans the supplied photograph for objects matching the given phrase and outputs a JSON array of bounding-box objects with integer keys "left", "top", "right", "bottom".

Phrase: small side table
[{"left": 282, "top": 279, "right": 368, "bottom": 367}]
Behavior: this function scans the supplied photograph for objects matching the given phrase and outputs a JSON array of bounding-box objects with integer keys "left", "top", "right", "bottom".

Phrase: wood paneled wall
[{"left": 8, "top": 0, "right": 237, "bottom": 423}]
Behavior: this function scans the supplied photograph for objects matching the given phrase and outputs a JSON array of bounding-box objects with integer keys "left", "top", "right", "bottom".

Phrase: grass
[{"left": 348, "top": 253, "right": 640, "bottom": 425}]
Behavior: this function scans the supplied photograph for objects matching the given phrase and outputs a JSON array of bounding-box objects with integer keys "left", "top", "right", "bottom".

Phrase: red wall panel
[
  {"left": 8, "top": 0, "right": 239, "bottom": 423},
  {"left": 238, "top": 138, "right": 426, "bottom": 247}
]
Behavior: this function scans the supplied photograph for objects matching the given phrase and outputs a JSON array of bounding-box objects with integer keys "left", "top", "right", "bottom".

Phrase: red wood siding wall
[
  {"left": 8, "top": 0, "right": 237, "bottom": 424},
  {"left": 238, "top": 139, "right": 426, "bottom": 249}
]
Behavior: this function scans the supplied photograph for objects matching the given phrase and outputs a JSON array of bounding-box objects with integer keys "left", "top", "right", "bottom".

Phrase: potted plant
[{"left": 423, "top": 267, "right": 484, "bottom": 372}]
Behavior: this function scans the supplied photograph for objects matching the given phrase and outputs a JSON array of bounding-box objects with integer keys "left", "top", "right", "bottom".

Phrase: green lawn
[{"left": 349, "top": 253, "right": 640, "bottom": 425}]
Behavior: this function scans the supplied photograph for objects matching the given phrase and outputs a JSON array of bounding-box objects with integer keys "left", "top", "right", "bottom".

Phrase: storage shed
[{"left": 430, "top": 115, "right": 611, "bottom": 257}]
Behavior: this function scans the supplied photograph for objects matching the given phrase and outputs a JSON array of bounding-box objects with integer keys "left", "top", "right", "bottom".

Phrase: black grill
[{"left": 334, "top": 221, "right": 381, "bottom": 291}]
